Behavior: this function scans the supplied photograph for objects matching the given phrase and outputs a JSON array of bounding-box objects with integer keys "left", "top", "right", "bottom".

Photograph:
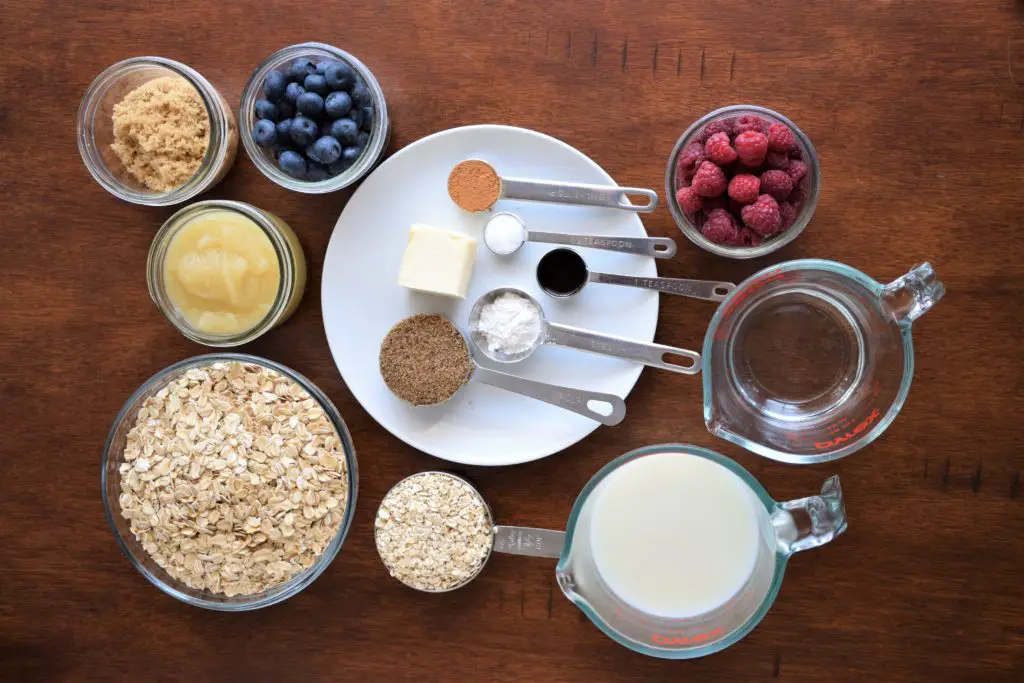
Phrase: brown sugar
[
  {"left": 379, "top": 314, "right": 473, "bottom": 406},
  {"left": 447, "top": 160, "right": 501, "bottom": 212},
  {"left": 111, "top": 76, "right": 210, "bottom": 192}
]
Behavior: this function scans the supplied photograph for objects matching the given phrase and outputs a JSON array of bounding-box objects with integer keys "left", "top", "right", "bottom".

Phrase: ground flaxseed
[
  {"left": 111, "top": 76, "right": 210, "bottom": 192},
  {"left": 447, "top": 159, "right": 501, "bottom": 211},
  {"left": 379, "top": 314, "right": 473, "bottom": 405}
]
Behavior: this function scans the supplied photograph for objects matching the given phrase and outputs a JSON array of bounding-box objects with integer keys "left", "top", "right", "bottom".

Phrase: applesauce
[{"left": 148, "top": 200, "right": 306, "bottom": 346}]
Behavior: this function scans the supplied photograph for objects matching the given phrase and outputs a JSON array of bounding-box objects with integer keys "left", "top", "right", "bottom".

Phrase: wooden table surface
[{"left": 2, "top": 1, "right": 1022, "bottom": 681}]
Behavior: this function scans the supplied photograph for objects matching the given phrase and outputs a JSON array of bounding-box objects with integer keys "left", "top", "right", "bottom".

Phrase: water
[
  {"left": 728, "top": 287, "right": 865, "bottom": 422},
  {"left": 588, "top": 452, "right": 761, "bottom": 619}
]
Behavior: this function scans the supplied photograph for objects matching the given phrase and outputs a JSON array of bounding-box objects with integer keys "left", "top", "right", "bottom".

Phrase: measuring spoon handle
[
  {"left": 544, "top": 323, "right": 701, "bottom": 375},
  {"left": 500, "top": 177, "right": 659, "bottom": 213},
  {"left": 473, "top": 367, "right": 626, "bottom": 425},
  {"left": 589, "top": 272, "right": 736, "bottom": 302},
  {"left": 527, "top": 230, "right": 677, "bottom": 259},
  {"left": 493, "top": 526, "right": 565, "bottom": 559}
]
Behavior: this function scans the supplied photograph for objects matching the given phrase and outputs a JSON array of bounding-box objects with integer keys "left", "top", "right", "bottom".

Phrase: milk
[{"left": 589, "top": 452, "right": 762, "bottom": 619}]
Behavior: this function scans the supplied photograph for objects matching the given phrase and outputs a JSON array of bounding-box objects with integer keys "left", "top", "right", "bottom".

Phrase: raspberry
[
  {"left": 759, "top": 170, "right": 794, "bottom": 201},
  {"left": 766, "top": 152, "right": 790, "bottom": 170},
  {"left": 727, "top": 174, "right": 760, "bottom": 204},
  {"left": 675, "top": 186, "right": 703, "bottom": 216},
  {"left": 741, "top": 194, "right": 782, "bottom": 236},
  {"left": 678, "top": 142, "right": 707, "bottom": 173},
  {"left": 789, "top": 147, "right": 804, "bottom": 161},
  {"left": 698, "top": 119, "right": 735, "bottom": 142},
  {"left": 704, "top": 132, "right": 737, "bottom": 165},
  {"left": 734, "top": 131, "right": 768, "bottom": 167},
  {"left": 734, "top": 115, "right": 767, "bottom": 134},
  {"left": 691, "top": 161, "right": 728, "bottom": 197},
  {"left": 767, "top": 123, "right": 797, "bottom": 153},
  {"left": 779, "top": 201, "right": 797, "bottom": 230},
  {"left": 701, "top": 208, "right": 741, "bottom": 245},
  {"left": 739, "top": 227, "right": 763, "bottom": 246},
  {"left": 786, "top": 160, "right": 809, "bottom": 183}
]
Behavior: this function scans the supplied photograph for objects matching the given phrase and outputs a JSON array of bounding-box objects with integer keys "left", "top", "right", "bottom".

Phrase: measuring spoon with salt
[
  {"left": 448, "top": 159, "right": 659, "bottom": 213},
  {"left": 469, "top": 287, "right": 701, "bottom": 375},
  {"left": 483, "top": 212, "right": 677, "bottom": 258}
]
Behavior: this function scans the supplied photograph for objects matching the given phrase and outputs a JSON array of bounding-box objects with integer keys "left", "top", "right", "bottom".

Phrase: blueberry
[
  {"left": 324, "top": 91, "right": 352, "bottom": 119},
  {"left": 252, "top": 119, "right": 277, "bottom": 147},
  {"left": 290, "top": 116, "right": 319, "bottom": 146},
  {"left": 285, "top": 82, "right": 305, "bottom": 104},
  {"left": 315, "top": 60, "right": 337, "bottom": 75},
  {"left": 289, "top": 58, "right": 317, "bottom": 82},
  {"left": 254, "top": 99, "right": 278, "bottom": 121},
  {"left": 356, "top": 131, "right": 370, "bottom": 150},
  {"left": 341, "top": 145, "right": 362, "bottom": 165},
  {"left": 296, "top": 91, "right": 324, "bottom": 117},
  {"left": 328, "top": 158, "right": 351, "bottom": 176},
  {"left": 307, "top": 136, "right": 342, "bottom": 164},
  {"left": 304, "top": 73, "right": 329, "bottom": 95},
  {"left": 329, "top": 117, "right": 359, "bottom": 144},
  {"left": 351, "top": 81, "right": 372, "bottom": 108},
  {"left": 324, "top": 61, "right": 355, "bottom": 90},
  {"left": 358, "top": 105, "right": 374, "bottom": 131},
  {"left": 274, "top": 145, "right": 298, "bottom": 160},
  {"left": 306, "top": 163, "right": 331, "bottom": 182},
  {"left": 277, "top": 98, "right": 294, "bottom": 119},
  {"left": 278, "top": 150, "right": 308, "bottom": 178},
  {"left": 264, "top": 70, "right": 288, "bottom": 102},
  {"left": 275, "top": 118, "right": 293, "bottom": 143}
]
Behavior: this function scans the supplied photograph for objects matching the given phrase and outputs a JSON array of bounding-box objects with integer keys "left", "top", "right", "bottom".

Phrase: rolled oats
[
  {"left": 118, "top": 361, "right": 350, "bottom": 597},
  {"left": 374, "top": 472, "right": 493, "bottom": 591}
]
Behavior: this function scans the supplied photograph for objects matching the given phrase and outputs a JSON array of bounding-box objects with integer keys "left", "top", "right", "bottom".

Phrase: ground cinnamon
[{"left": 447, "top": 160, "right": 501, "bottom": 211}]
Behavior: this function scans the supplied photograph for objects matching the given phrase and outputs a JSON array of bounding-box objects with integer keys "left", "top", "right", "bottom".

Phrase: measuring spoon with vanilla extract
[
  {"left": 537, "top": 247, "right": 736, "bottom": 302},
  {"left": 448, "top": 159, "right": 659, "bottom": 213}
]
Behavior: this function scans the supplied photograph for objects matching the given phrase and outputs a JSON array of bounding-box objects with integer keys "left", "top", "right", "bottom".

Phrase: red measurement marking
[
  {"left": 651, "top": 627, "right": 725, "bottom": 646},
  {"left": 814, "top": 408, "right": 881, "bottom": 450},
  {"left": 714, "top": 270, "right": 789, "bottom": 340}
]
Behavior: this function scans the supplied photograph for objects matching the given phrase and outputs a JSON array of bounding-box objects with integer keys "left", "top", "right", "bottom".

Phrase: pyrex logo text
[{"left": 814, "top": 408, "right": 881, "bottom": 450}]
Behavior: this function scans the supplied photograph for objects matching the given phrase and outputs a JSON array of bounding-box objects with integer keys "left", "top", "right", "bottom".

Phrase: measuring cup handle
[
  {"left": 545, "top": 323, "right": 700, "bottom": 375},
  {"left": 473, "top": 367, "right": 626, "bottom": 425},
  {"left": 501, "top": 177, "right": 659, "bottom": 213},
  {"left": 589, "top": 272, "right": 736, "bottom": 302},
  {"left": 527, "top": 231, "right": 677, "bottom": 259},
  {"left": 492, "top": 526, "right": 565, "bottom": 559},
  {"left": 771, "top": 476, "right": 848, "bottom": 555}
]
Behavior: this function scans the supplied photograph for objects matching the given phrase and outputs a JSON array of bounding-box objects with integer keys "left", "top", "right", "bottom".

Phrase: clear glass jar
[
  {"left": 77, "top": 56, "right": 238, "bottom": 206},
  {"left": 239, "top": 42, "right": 390, "bottom": 193},
  {"left": 147, "top": 200, "right": 307, "bottom": 346},
  {"left": 665, "top": 105, "right": 820, "bottom": 259}
]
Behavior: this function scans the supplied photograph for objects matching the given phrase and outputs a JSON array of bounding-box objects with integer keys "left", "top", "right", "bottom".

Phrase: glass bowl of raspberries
[
  {"left": 240, "top": 42, "right": 390, "bottom": 193},
  {"left": 666, "top": 105, "right": 819, "bottom": 258}
]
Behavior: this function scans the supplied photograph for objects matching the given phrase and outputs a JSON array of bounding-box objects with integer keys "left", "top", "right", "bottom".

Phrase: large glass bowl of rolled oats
[{"left": 101, "top": 353, "right": 358, "bottom": 610}]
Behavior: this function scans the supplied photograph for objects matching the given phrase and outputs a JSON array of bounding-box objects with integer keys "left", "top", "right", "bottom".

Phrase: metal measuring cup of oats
[{"left": 374, "top": 471, "right": 563, "bottom": 593}]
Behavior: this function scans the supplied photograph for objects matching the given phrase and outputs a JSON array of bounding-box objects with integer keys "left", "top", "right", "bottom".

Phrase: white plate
[{"left": 322, "top": 125, "right": 658, "bottom": 466}]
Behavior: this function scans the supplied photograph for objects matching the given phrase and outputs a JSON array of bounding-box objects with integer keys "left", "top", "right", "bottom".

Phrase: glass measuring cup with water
[
  {"left": 377, "top": 445, "right": 846, "bottom": 659},
  {"left": 703, "top": 260, "right": 944, "bottom": 463}
]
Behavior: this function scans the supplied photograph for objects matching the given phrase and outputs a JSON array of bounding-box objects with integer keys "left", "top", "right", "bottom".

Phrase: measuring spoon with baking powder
[
  {"left": 468, "top": 287, "right": 700, "bottom": 375},
  {"left": 483, "top": 212, "right": 676, "bottom": 258},
  {"left": 448, "top": 159, "right": 659, "bottom": 213},
  {"left": 537, "top": 247, "right": 736, "bottom": 302}
]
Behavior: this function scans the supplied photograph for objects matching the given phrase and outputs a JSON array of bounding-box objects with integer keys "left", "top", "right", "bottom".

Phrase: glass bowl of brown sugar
[{"left": 78, "top": 57, "right": 238, "bottom": 206}]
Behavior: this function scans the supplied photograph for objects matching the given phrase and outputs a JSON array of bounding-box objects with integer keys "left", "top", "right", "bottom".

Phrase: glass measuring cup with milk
[{"left": 379, "top": 444, "right": 846, "bottom": 658}]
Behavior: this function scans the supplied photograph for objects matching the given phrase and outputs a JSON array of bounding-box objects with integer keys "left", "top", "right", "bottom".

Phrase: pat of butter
[{"left": 397, "top": 224, "right": 477, "bottom": 298}]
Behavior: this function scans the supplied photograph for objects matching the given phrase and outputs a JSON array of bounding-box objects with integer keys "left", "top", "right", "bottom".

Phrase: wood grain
[{"left": 1, "top": 1, "right": 1022, "bottom": 681}]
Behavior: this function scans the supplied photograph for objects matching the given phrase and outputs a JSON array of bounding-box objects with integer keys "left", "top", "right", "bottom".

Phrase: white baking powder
[
  {"left": 475, "top": 293, "right": 543, "bottom": 355},
  {"left": 483, "top": 213, "right": 527, "bottom": 255}
]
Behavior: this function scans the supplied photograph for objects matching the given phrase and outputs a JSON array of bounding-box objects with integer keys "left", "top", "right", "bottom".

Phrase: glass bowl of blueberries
[
  {"left": 240, "top": 42, "right": 389, "bottom": 193},
  {"left": 665, "top": 105, "right": 820, "bottom": 259}
]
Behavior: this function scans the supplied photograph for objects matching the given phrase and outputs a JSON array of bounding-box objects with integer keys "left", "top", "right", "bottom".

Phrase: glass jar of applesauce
[{"left": 147, "top": 200, "right": 307, "bottom": 346}]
